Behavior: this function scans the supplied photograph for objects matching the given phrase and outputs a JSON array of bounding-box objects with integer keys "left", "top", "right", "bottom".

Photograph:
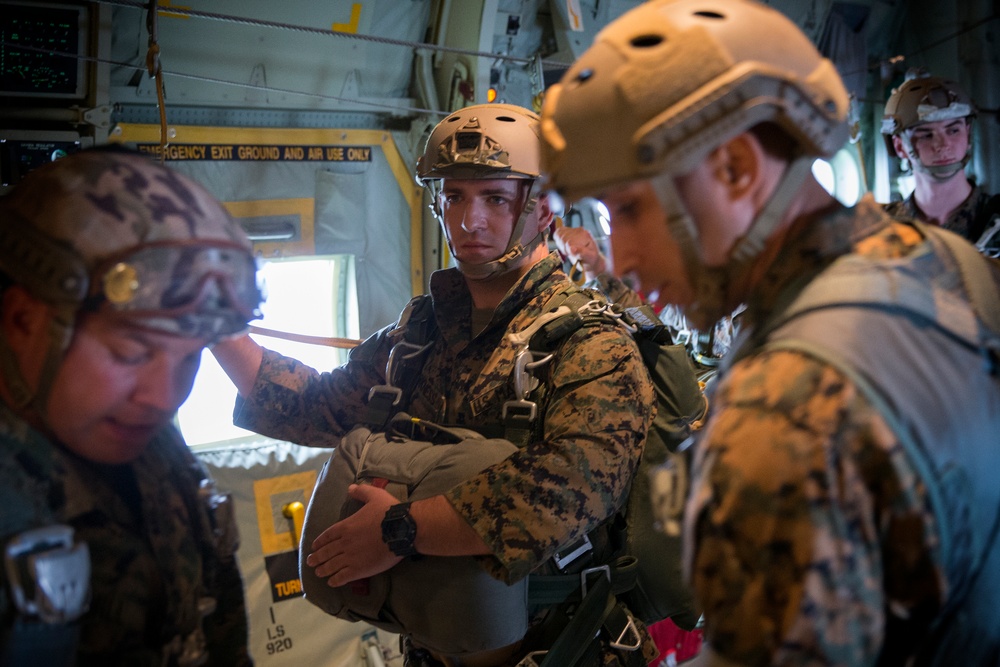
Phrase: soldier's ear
[
  {"left": 707, "top": 133, "right": 758, "bottom": 201},
  {"left": 1, "top": 286, "right": 50, "bottom": 344},
  {"left": 891, "top": 134, "right": 909, "bottom": 160},
  {"left": 0, "top": 286, "right": 54, "bottom": 394},
  {"left": 534, "top": 193, "right": 555, "bottom": 235}
]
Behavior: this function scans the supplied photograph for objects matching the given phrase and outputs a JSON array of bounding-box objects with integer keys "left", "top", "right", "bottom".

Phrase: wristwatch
[{"left": 381, "top": 502, "right": 418, "bottom": 557}]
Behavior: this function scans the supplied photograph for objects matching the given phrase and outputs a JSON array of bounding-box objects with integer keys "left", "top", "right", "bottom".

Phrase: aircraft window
[
  {"left": 177, "top": 255, "right": 358, "bottom": 447},
  {"left": 812, "top": 147, "right": 862, "bottom": 206}
]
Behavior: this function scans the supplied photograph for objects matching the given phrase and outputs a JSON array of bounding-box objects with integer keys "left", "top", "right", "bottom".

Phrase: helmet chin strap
[
  {"left": 0, "top": 304, "right": 75, "bottom": 430},
  {"left": 901, "top": 136, "right": 970, "bottom": 182},
  {"left": 448, "top": 180, "right": 546, "bottom": 281},
  {"left": 648, "top": 157, "right": 813, "bottom": 331}
]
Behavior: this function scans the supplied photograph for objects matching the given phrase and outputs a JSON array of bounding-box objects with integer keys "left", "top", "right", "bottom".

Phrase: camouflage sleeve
[
  {"left": 233, "top": 328, "right": 391, "bottom": 447},
  {"left": 585, "top": 273, "right": 646, "bottom": 308},
  {"left": 445, "top": 323, "right": 655, "bottom": 583},
  {"left": 684, "top": 349, "right": 943, "bottom": 666},
  {"left": 203, "top": 551, "right": 253, "bottom": 667}
]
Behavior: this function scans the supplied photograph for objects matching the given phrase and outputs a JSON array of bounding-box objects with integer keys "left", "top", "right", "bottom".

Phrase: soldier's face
[
  {"left": 439, "top": 178, "right": 535, "bottom": 264},
  {"left": 598, "top": 180, "right": 694, "bottom": 312},
  {"left": 895, "top": 118, "right": 970, "bottom": 168},
  {"left": 45, "top": 313, "right": 208, "bottom": 463}
]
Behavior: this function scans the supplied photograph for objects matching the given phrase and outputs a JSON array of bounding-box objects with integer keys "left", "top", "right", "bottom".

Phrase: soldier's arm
[
  {"left": 304, "top": 485, "right": 490, "bottom": 588},
  {"left": 210, "top": 334, "right": 264, "bottom": 397},
  {"left": 229, "top": 327, "right": 391, "bottom": 448}
]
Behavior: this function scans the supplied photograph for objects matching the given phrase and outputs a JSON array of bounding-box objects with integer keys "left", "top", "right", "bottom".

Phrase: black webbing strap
[
  {"left": 528, "top": 555, "right": 639, "bottom": 606},
  {"left": 363, "top": 295, "right": 437, "bottom": 428},
  {"left": 537, "top": 572, "right": 645, "bottom": 667},
  {"left": 1, "top": 622, "right": 80, "bottom": 667},
  {"left": 538, "top": 573, "right": 613, "bottom": 667}
]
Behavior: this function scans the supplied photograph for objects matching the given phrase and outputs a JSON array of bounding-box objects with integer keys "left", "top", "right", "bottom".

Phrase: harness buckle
[
  {"left": 4, "top": 525, "right": 90, "bottom": 624},
  {"left": 579, "top": 564, "right": 610, "bottom": 598},
  {"left": 502, "top": 399, "right": 537, "bottom": 424},
  {"left": 368, "top": 384, "right": 403, "bottom": 407},
  {"left": 552, "top": 534, "right": 592, "bottom": 571},
  {"left": 515, "top": 650, "right": 547, "bottom": 666},
  {"left": 609, "top": 615, "right": 642, "bottom": 652}
]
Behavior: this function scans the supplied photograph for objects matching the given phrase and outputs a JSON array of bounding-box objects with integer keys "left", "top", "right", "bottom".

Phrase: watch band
[{"left": 381, "top": 502, "right": 418, "bottom": 558}]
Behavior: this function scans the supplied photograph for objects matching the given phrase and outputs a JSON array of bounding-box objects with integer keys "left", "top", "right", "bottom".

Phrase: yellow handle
[{"left": 282, "top": 501, "right": 306, "bottom": 548}]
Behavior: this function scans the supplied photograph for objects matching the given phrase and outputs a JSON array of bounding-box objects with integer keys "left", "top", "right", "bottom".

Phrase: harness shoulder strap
[
  {"left": 364, "top": 294, "right": 437, "bottom": 429},
  {"left": 917, "top": 221, "right": 1000, "bottom": 335}
]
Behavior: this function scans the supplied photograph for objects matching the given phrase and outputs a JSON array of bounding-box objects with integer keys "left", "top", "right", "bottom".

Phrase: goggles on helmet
[{"left": 88, "top": 240, "right": 264, "bottom": 339}]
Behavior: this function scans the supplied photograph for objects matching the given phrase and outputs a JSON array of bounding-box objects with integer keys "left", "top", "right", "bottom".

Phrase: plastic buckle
[
  {"left": 4, "top": 525, "right": 90, "bottom": 624},
  {"left": 553, "top": 533, "right": 592, "bottom": 571},
  {"left": 367, "top": 384, "right": 403, "bottom": 407},
  {"left": 579, "top": 564, "right": 610, "bottom": 598},
  {"left": 609, "top": 615, "right": 642, "bottom": 652},
  {"left": 515, "top": 650, "right": 547, "bottom": 666}
]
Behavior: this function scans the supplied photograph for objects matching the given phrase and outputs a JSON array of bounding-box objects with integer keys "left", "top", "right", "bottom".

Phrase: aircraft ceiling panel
[{"left": 107, "top": 0, "right": 432, "bottom": 113}]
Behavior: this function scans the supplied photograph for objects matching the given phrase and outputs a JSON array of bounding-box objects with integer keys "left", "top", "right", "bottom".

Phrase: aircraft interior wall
[{"left": 1, "top": 1, "right": 997, "bottom": 665}]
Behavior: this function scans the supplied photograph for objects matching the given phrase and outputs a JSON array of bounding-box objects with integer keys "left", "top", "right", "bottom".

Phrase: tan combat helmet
[
  {"left": 417, "top": 104, "right": 548, "bottom": 280},
  {"left": 0, "top": 147, "right": 264, "bottom": 417},
  {"left": 540, "top": 0, "right": 849, "bottom": 327},
  {"left": 881, "top": 69, "right": 976, "bottom": 179}
]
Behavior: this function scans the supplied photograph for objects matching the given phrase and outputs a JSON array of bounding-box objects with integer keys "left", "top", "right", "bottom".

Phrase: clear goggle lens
[{"left": 91, "top": 240, "right": 264, "bottom": 338}]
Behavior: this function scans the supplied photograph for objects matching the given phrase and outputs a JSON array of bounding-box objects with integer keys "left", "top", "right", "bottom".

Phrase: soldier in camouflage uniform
[
  {"left": 541, "top": 0, "right": 1000, "bottom": 664},
  {"left": 881, "top": 69, "right": 1000, "bottom": 256},
  {"left": 211, "top": 104, "right": 655, "bottom": 666},
  {"left": 0, "top": 148, "right": 259, "bottom": 666}
]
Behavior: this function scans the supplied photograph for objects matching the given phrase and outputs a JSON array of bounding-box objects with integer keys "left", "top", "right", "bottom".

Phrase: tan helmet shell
[
  {"left": 881, "top": 74, "right": 976, "bottom": 136},
  {"left": 540, "top": 0, "right": 850, "bottom": 202},
  {"left": 417, "top": 103, "right": 543, "bottom": 182}
]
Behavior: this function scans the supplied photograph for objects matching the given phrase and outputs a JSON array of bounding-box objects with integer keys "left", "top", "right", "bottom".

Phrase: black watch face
[{"left": 382, "top": 504, "right": 416, "bottom": 556}]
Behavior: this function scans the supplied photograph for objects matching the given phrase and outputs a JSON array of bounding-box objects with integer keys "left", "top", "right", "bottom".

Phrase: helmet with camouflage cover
[
  {"left": 0, "top": 147, "right": 263, "bottom": 415},
  {"left": 540, "top": 0, "right": 849, "bottom": 328},
  {"left": 881, "top": 69, "right": 976, "bottom": 179},
  {"left": 417, "top": 103, "right": 548, "bottom": 280}
]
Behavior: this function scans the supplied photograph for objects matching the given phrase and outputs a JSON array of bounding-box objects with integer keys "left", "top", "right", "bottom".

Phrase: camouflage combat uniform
[
  {"left": 0, "top": 402, "right": 252, "bottom": 667},
  {"left": 235, "top": 252, "right": 654, "bottom": 583},
  {"left": 684, "top": 196, "right": 999, "bottom": 665},
  {"left": 885, "top": 181, "right": 1000, "bottom": 246}
]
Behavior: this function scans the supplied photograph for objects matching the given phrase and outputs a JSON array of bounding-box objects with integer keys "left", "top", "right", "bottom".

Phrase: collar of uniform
[
  {"left": 742, "top": 196, "right": 899, "bottom": 330},
  {"left": 428, "top": 252, "right": 567, "bottom": 346}
]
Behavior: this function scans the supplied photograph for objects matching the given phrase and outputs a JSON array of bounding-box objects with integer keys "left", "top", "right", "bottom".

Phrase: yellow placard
[
  {"left": 252, "top": 471, "right": 318, "bottom": 555},
  {"left": 223, "top": 198, "right": 315, "bottom": 258}
]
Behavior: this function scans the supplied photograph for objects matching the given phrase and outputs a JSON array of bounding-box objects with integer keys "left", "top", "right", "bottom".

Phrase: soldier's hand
[
  {"left": 553, "top": 226, "right": 607, "bottom": 279},
  {"left": 305, "top": 483, "right": 402, "bottom": 586}
]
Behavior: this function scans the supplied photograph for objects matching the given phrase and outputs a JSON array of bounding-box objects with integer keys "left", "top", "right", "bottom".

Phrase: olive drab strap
[
  {"left": 364, "top": 294, "right": 437, "bottom": 429},
  {"left": 502, "top": 288, "right": 615, "bottom": 447}
]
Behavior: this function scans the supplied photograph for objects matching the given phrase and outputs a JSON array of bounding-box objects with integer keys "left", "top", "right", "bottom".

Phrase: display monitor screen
[
  {"left": 0, "top": 135, "right": 83, "bottom": 187},
  {"left": 0, "top": 2, "right": 88, "bottom": 99}
]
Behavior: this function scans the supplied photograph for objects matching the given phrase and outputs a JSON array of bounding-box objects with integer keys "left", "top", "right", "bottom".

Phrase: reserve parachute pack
[
  {"left": 299, "top": 282, "right": 707, "bottom": 661},
  {"left": 735, "top": 222, "right": 1000, "bottom": 665}
]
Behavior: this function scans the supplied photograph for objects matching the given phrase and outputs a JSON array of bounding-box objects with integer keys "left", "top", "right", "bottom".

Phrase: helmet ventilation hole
[{"left": 630, "top": 34, "right": 663, "bottom": 48}]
